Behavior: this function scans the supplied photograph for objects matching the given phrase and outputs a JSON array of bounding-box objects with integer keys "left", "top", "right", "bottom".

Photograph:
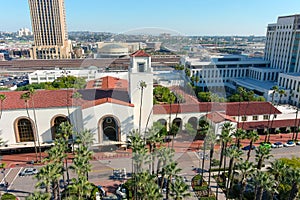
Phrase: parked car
[
  {"left": 242, "top": 145, "right": 256, "bottom": 150},
  {"left": 19, "top": 168, "right": 38, "bottom": 176},
  {"left": 116, "top": 184, "right": 126, "bottom": 199},
  {"left": 283, "top": 141, "right": 296, "bottom": 147},
  {"left": 260, "top": 142, "right": 272, "bottom": 149},
  {"left": 271, "top": 142, "right": 284, "bottom": 148}
]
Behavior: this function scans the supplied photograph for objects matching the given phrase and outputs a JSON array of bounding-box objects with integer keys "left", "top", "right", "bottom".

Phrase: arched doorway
[
  {"left": 172, "top": 118, "right": 182, "bottom": 131},
  {"left": 15, "top": 118, "right": 35, "bottom": 142},
  {"left": 99, "top": 116, "right": 120, "bottom": 143},
  {"left": 157, "top": 119, "right": 167, "bottom": 128},
  {"left": 51, "top": 115, "right": 69, "bottom": 140},
  {"left": 188, "top": 117, "right": 198, "bottom": 130}
]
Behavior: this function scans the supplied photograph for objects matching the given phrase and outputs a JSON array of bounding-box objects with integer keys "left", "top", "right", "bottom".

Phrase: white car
[
  {"left": 283, "top": 141, "right": 296, "bottom": 147},
  {"left": 19, "top": 168, "right": 38, "bottom": 176},
  {"left": 271, "top": 142, "right": 284, "bottom": 148}
]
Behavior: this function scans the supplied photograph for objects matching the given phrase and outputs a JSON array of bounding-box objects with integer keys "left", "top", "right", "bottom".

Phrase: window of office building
[
  {"left": 253, "top": 116, "right": 258, "bottom": 120},
  {"left": 263, "top": 115, "right": 269, "bottom": 120},
  {"left": 241, "top": 116, "right": 247, "bottom": 121}
]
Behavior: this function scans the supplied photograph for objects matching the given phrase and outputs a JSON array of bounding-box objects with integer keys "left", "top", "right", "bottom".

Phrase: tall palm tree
[
  {"left": 0, "top": 93, "right": 6, "bottom": 120},
  {"left": 246, "top": 130, "right": 259, "bottom": 161},
  {"left": 145, "top": 122, "right": 164, "bottom": 174},
  {"left": 206, "top": 128, "right": 216, "bottom": 195},
  {"left": 225, "top": 146, "right": 243, "bottom": 197},
  {"left": 216, "top": 122, "right": 233, "bottom": 199},
  {"left": 164, "top": 161, "right": 181, "bottom": 200},
  {"left": 233, "top": 128, "right": 246, "bottom": 149},
  {"left": 35, "top": 162, "right": 63, "bottom": 195},
  {"left": 236, "top": 160, "right": 255, "bottom": 200},
  {"left": 265, "top": 85, "right": 279, "bottom": 142},
  {"left": 156, "top": 146, "right": 175, "bottom": 186},
  {"left": 26, "top": 191, "right": 51, "bottom": 200},
  {"left": 170, "top": 176, "right": 191, "bottom": 200},
  {"left": 278, "top": 89, "right": 286, "bottom": 105},
  {"left": 252, "top": 170, "right": 276, "bottom": 200},
  {"left": 20, "top": 91, "right": 38, "bottom": 162},
  {"left": 28, "top": 87, "right": 42, "bottom": 161},
  {"left": 255, "top": 146, "right": 272, "bottom": 170},
  {"left": 138, "top": 81, "right": 147, "bottom": 135},
  {"left": 287, "top": 168, "right": 300, "bottom": 200},
  {"left": 267, "top": 159, "right": 287, "bottom": 183}
]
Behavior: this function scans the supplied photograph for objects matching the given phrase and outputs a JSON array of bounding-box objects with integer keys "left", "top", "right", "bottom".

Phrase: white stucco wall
[
  {"left": 0, "top": 106, "right": 80, "bottom": 145},
  {"left": 81, "top": 102, "right": 134, "bottom": 144}
]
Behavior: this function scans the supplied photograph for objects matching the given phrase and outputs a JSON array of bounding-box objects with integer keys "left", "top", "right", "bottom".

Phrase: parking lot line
[
  {"left": 0, "top": 168, "right": 12, "bottom": 184},
  {"left": 8, "top": 167, "right": 23, "bottom": 190}
]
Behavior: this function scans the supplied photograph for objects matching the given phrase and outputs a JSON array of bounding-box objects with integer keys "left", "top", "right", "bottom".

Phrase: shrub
[
  {"left": 1, "top": 193, "right": 16, "bottom": 200},
  {"left": 200, "top": 197, "right": 216, "bottom": 200},
  {"left": 211, "top": 159, "right": 220, "bottom": 167}
]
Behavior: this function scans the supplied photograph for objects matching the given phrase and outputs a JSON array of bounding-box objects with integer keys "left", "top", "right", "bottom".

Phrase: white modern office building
[{"left": 265, "top": 14, "right": 300, "bottom": 73}]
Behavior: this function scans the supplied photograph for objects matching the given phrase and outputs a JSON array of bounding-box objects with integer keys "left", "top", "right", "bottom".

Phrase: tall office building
[
  {"left": 28, "top": 0, "right": 72, "bottom": 59},
  {"left": 264, "top": 14, "right": 300, "bottom": 73}
]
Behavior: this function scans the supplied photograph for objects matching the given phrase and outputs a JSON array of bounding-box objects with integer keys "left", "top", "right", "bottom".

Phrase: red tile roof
[
  {"left": 206, "top": 112, "right": 237, "bottom": 123},
  {"left": 238, "top": 119, "right": 300, "bottom": 130},
  {"left": 130, "top": 50, "right": 151, "bottom": 57},
  {"left": 0, "top": 90, "right": 74, "bottom": 110},
  {"left": 0, "top": 88, "right": 133, "bottom": 111},
  {"left": 85, "top": 76, "right": 128, "bottom": 90},
  {"left": 153, "top": 102, "right": 281, "bottom": 116}
]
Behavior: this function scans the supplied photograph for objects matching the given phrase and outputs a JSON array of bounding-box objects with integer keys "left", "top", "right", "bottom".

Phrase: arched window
[
  {"left": 17, "top": 118, "right": 34, "bottom": 142},
  {"left": 51, "top": 116, "right": 68, "bottom": 140}
]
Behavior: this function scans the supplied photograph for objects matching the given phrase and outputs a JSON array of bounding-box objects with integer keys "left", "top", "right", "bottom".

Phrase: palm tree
[
  {"left": 164, "top": 161, "right": 181, "bottom": 200},
  {"left": 233, "top": 128, "right": 246, "bottom": 149},
  {"left": 216, "top": 122, "right": 233, "bottom": 199},
  {"left": 67, "top": 177, "right": 93, "bottom": 200},
  {"left": 138, "top": 81, "right": 147, "bottom": 135},
  {"left": 236, "top": 160, "right": 255, "bottom": 200},
  {"left": 170, "top": 176, "right": 191, "bottom": 200},
  {"left": 0, "top": 94, "right": 6, "bottom": 120},
  {"left": 278, "top": 89, "right": 286, "bottom": 105},
  {"left": 267, "top": 159, "right": 287, "bottom": 183},
  {"left": 20, "top": 91, "right": 38, "bottom": 162},
  {"left": 255, "top": 146, "right": 272, "bottom": 170},
  {"left": 205, "top": 128, "right": 216, "bottom": 195},
  {"left": 252, "top": 170, "right": 276, "bottom": 200},
  {"left": 265, "top": 85, "right": 279, "bottom": 142},
  {"left": 145, "top": 122, "right": 164, "bottom": 174},
  {"left": 246, "top": 130, "right": 259, "bottom": 161},
  {"left": 287, "top": 168, "right": 300, "bottom": 200},
  {"left": 225, "top": 146, "right": 243, "bottom": 197},
  {"left": 156, "top": 146, "right": 174, "bottom": 179},
  {"left": 35, "top": 162, "right": 63, "bottom": 195},
  {"left": 26, "top": 191, "right": 51, "bottom": 200}
]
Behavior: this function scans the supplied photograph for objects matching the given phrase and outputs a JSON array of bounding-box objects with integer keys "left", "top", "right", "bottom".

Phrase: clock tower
[{"left": 129, "top": 50, "right": 153, "bottom": 134}]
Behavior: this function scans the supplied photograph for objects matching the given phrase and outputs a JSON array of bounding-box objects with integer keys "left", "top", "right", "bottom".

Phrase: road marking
[
  {"left": 0, "top": 168, "right": 12, "bottom": 184},
  {"left": 8, "top": 167, "right": 23, "bottom": 190}
]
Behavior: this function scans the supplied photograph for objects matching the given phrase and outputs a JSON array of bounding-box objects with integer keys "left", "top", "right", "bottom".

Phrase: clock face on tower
[{"left": 137, "top": 80, "right": 147, "bottom": 89}]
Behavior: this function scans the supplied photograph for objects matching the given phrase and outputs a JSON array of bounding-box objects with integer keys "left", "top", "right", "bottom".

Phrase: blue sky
[{"left": 1, "top": 0, "right": 300, "bottom": 36}]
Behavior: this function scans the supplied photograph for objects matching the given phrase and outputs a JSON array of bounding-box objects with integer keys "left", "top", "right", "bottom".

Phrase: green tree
[
  {"left": 0, "top": 94, "right": 6, "bottom": 120},
  {"left": 252, "top": 170, "right": 276, "bottom": 200}
]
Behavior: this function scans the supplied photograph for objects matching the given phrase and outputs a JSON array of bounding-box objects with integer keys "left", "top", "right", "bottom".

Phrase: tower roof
[{"left": 130, "top": 50, "right": 151, "bottom": 57}]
